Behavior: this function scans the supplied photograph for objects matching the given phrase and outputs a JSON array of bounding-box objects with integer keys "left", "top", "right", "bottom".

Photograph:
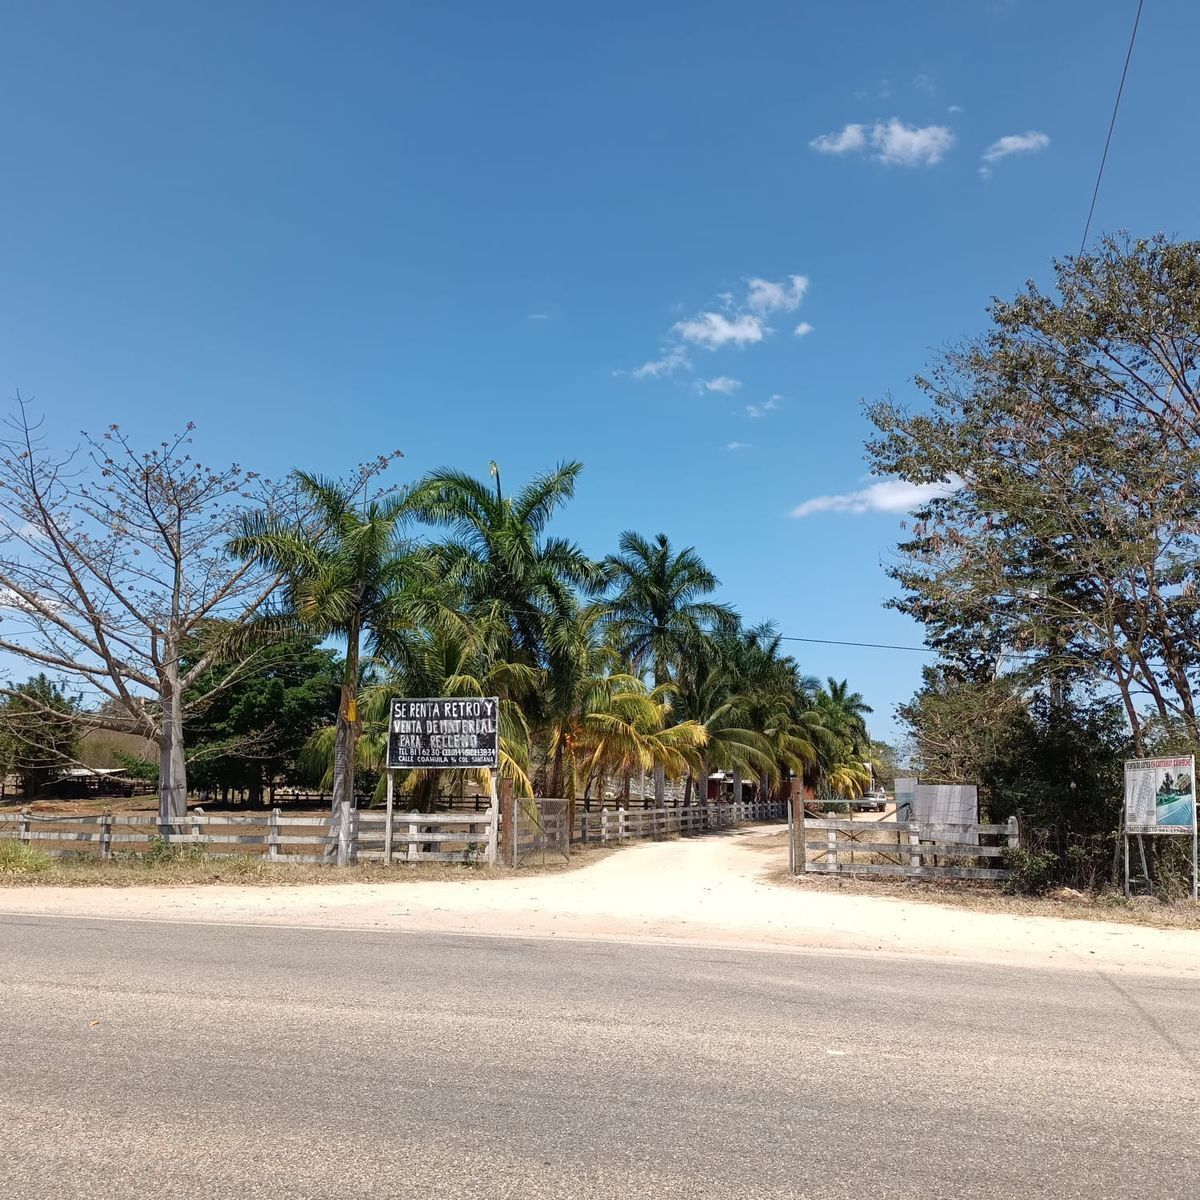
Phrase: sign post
[
  {"left": 1123, "top": 755, "right": 1198, "bottom": 900},
  {"left": 385, "top": 697, "right": 500, "bottom": 866}
]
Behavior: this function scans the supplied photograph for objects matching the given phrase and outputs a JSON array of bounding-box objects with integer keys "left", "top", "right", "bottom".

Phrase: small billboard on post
[
  {"left": 1123, "top": 755, "right": 1198, "bottom": 901},
  {"left": 1124, "top": 756, "right": 1196, "bottom": 835}
]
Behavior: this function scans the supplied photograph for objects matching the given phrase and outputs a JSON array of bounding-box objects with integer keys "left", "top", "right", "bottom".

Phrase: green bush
[
  {"left": 0, "top": 840, "right": 53, "bottom": 875},
  {"left": 139, "top": 836, "right": 206, "bottom": 866},
  {"left": 1001, "top": 845, "right": 1059, "bottom": 895}
]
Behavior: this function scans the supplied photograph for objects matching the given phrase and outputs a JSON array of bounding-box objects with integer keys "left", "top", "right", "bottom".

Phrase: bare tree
[{"left": 0, "top": 397, "right": 284, "bottom": 826}]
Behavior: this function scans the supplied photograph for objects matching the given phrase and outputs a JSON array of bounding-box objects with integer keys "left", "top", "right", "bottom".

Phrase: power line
[
  {"left": 1079, "top": 0, "right": 1145, "bottom": 256},
  {"left": 776, "top": 634, "right": 1041, "bottom": 661},
  {"left": 777, "top": 635, "right": 935, "bottom": 654}
]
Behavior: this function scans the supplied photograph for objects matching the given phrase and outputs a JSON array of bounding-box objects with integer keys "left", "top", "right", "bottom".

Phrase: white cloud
[
  {"left": 701, "top": 375, "right": 742, "bottom": 394},
  {"left": 672, "top": 311, "right": 765, "bottom": 349},
  {"left": 745, "top": 394, "right": 783, "bottom": 419},
  {"left": 746, "top": 274, "right": 809, "bottom": 315},
  {"left": 628, "top": 345, "right": 690, "bottom": 379},
  {"left": 809, "top": 123, "right": 867, "bottom": 155},
  {"left": 790, "top": 476, "right": 962, "bottom": 518},
  {"left": 913, "top": 73, "right": 936, "bottom": 95},
  {"left": 623, "top": 271, "right": 808, "bottom": 381},
  {"left": 810, "top": 119, "right": 954, "bottom": 167},
  {"left": 726, "top": 441, "right": 751, "bottom": 451},
  {"left": 982, "top": 130, "right": 1050, "bottom": 163},
  {"left": 870, "top": 119, "right": 954, "bottom": 166},
  {"left": 947, "top": 104, "right": 963, "bottom": 114},
  {"left": 794, "top": 321, "right": 814, "bottom": 337}
]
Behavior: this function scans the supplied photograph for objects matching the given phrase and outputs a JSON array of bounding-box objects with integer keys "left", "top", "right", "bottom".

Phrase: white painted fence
[
  {"left": 576, "top": 799, "right": 783, "bottom": 844},
  {"left": 0, "top": 810, "right": 333, "bottom": 863},
  {"left": 0, "top": 797, "right": 785, "bottom": 866}
]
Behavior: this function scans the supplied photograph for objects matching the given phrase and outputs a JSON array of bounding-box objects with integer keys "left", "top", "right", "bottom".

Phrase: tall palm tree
[
  {"left": 818, "top": 678, "right": 874, "bottom": 757},
  {"left": 604, "top": 532, "right": 736, "bottom": 805},
  {"left": 231, "top": 469, "right": 423, "bottom": 863},
  {"left": 407, "top": 461, "right": 602, "bottom": 665}
]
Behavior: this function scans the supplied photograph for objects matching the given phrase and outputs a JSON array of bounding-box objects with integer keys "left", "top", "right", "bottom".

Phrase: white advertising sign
[{"left": 1124, "top": 756, "right": 1196, "bottom": 835}]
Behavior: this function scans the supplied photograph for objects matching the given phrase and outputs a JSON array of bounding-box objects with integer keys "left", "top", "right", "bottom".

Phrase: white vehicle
[{"left": 857, "top": 788, "right": 889, "bottom": 812}]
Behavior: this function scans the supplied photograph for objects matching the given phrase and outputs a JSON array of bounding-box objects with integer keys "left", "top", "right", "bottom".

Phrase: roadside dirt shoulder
[{"left": 3, "top": 826, "right": 1198, "bottom": 977}]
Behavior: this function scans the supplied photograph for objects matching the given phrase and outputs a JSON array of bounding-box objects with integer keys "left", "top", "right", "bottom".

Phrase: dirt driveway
[{"left": 3, "top": 824, "right": 1198, "bottom": 976}]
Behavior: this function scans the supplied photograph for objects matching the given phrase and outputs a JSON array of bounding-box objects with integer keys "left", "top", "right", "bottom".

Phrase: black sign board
[{"left": 386, "top": 697, "right": 499, "bottom": 770}]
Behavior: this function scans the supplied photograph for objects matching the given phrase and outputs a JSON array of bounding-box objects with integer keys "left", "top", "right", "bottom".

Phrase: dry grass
[
  {"left": 0, "top": 840, "right": 619, "bottom": 888},
  {"left": 748, "top": 831, "right": 1200, "bottom": 932}
]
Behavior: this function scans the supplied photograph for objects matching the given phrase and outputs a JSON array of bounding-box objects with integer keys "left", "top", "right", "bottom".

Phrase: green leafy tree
[
  {"left": 868, "top": 233, "right": 1200, "bottom": 750},
  {"left": 0, "top": 675, "right": 80, "bottom": 798},
  {"left": 185, "top": 635, "right": 340, "bottom": 803}
]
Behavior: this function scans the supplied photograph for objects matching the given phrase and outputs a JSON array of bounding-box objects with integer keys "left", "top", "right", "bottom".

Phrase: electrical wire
[{"left": 1079, "top": 0, "right": 1145, "bottom": 256}]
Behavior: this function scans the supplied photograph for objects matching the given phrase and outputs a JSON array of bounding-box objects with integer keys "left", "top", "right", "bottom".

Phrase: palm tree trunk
[
  {"left": 330, "top": 622, "right": 360, "bottom": 866},
  {"left": 549, "top": 736, "right": 565, "bottom": 799},
  {"left": 731, "top": 768, "right": 742, "bottom": 809}
]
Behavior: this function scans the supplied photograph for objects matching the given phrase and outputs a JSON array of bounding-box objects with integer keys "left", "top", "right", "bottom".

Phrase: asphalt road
[{"left": 2, "top": 916, "right": 1197, "bottom": 1199}]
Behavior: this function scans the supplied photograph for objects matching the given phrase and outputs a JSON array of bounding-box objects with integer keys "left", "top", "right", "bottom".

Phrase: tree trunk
[
  {"left": 549, "top": 737, "right": 565, "bottom": 799},
  {"left": 330, "top": 701, "right": 356, "bottom": 864},
  {"left": 329, "top": 622, "right": 361, "bottom": 865},
  {"left": 158, "top": 661, "right": 187, "bottom": 831},
  {"left": 731, "top": 768, "right": 742, "bottom": 808},
  {"left": 654, "top": 763, "right": 665, "bottom": 809}
]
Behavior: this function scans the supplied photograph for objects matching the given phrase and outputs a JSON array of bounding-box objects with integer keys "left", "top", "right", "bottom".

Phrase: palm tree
[
  {"left": 671, "top": 640, "right": 776, "bottom": 805},
  {"left": 231, "top": 469, "right": 423, "bottom": 863},
  {"left": 604, "top": 532, "right": 736, "bottom": 805},
  {"left": 407, "top": 461, "right": 602, "bottom": 666},
  {"left": 818, "top": 678, "right": 873, "bottom": 756}
]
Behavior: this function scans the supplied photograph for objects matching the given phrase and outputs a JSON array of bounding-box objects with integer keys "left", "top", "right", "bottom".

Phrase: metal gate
[{"left": 512, "top": 798, "right": 571, "bottom": 867}]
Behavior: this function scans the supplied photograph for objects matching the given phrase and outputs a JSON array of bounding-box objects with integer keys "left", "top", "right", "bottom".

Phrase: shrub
[
  {"left": 0, "top": 839, "right": 53, "bottom": 875},
  {"left": 139, "top": 836, "right": 206, "bottom": 866},
  {"left": 1002, "top": 845, "right": 1059, "bottom": 895}
]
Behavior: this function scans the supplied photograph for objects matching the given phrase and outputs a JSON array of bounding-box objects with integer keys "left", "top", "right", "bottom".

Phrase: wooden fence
[
  {"left": 577, "top": 799, "right": 783, "bottom": 844},
  {"left": 356, "top": 810, "right": 496, "bottom": 864},
  {"left": 0, "top": 798, "right": 784, "bottom": 867},
  {"left": 0, "top": 810, "right": 333, "bottom": 863},
  {"left": 794, "top": 815, "right": 1019, "bottom": 881}
]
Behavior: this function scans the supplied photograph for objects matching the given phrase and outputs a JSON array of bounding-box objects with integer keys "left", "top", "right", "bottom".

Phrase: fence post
[
  {"left": 487, "top": 769, "right": 500, "bottom": 868},
  {"left": 19, "top": 808, "right": 31, "bottom": 845},
  {"left": 827, "top": 825, "right": 837, "bottom": 871},
  {"left": 601, "top": 808, "right": 609, "bottom": 845},
  {"left": 498, "top": 776, "right": 514, "bottom": 866},
  {"left": 908, "top": 822, "right": 922, "bottom": 877},
  {"left": 1006, "top": 815, "right": 1020, "bottom": 851},
  {"left": 268, "top": 807, "right": 281, "bottom": 863},
  {"left": 100, "top": 810, "right": 113, "bottom": 862},
  {"left": 796, "top": 796, "right": 806, "bottom": 875},
  {"left": 618, "top": 804, "right": 627, "bottom": 842}
]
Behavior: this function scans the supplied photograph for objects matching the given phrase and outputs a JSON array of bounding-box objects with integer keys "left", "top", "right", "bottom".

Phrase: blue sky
[{"left": 2, "top": 1, "right": 1194, "bottom": 744}]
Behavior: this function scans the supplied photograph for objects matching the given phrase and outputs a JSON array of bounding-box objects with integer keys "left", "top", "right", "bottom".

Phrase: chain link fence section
[{"left": 512, "top": 798, "right": 571, "bottom": 867}]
